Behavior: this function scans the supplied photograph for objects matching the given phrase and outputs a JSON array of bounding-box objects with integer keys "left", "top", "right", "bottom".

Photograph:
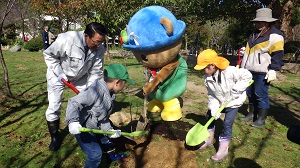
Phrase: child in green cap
[{"left": 65, "top": 63, "right": 135, "bottom": 167}]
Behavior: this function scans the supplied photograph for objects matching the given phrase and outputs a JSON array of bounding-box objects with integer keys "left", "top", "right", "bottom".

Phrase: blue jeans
[
  {"left": 246, "top": 72, "right": 270, "bottom": 109},
  {"left": 207, "top": 108, "right": 239, "bottom": 138},
  {"left": 75, "top": 132, "right": 112, "bottom": 168}
]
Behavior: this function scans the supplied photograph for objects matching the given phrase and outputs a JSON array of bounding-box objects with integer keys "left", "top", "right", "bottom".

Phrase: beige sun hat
[{"left": 251, "top": 8, "right": 278, "bottom": 22}]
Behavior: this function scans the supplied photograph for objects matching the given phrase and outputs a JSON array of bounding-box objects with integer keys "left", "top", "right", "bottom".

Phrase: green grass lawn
[{"left": 0, "top": 50, "right": 299, "bottom": 167}]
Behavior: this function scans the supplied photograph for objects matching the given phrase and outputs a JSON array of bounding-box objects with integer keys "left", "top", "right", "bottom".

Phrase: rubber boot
[
  {"left": 211, "top": 136, "right": 230, "bottom": 162},
  {"left": 161, "top": 98, "right": 182, "bottom": 121},
  {"left": 103, "top": 142, "right": 126, "bottom": 161},
  {"left": 239, "top": 104, "right": 254, "bottom": 121},
  {"left": 287, "top": 125, "right": 300, "bottom": 145},
  {"left": 47, "top": 119, "right": 62, "bottom": 151},
  {"left": 106, "top": 148, "right": 127, "bottom": 161},
  {"left": 199, "top": 128, "right": 215, "bottom": 150},
  {"left": 147, "top": 99, "right": 164, "bottom": 121},
  {"left": 251, "top": 108, "right": 268, "bottom": 127}
]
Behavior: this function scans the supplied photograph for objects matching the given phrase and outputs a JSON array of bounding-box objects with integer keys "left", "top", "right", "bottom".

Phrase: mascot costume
[{"left": 121, "top": 6, "right": 188, "bottom": 121}]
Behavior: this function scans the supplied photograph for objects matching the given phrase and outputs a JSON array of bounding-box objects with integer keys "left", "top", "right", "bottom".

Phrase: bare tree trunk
[
  {"left": 264, "top": 0, "right": 300, "bottom": 41},
  {"left": 21, "top": 14, "right": 25, "bottom": 42},
  {"left": 0, "top": 0, "right": 16, "bottom": 97},
  {"left": 280, "top": 1, "right": 294, "bottom": 41},
  {"left": 185, "top": 35, "right": 188, "bottom": 51},
  {"left": 0, "top": 51, "right": 13, "bottom": 97},
  {"left": 18, "top": 0, "right": 30, "bottom": 42},
  {"left": 105, "top": 37, "right": 111, "bottom": 61},
  {"left": 67, "top": 20, "right": 70, "bottom": 31}
]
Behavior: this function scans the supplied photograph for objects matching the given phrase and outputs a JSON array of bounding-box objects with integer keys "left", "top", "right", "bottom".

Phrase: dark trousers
[
  {"left": 207, "top": 107, "right": 239, "bottom": 138},
  {"left": 75, "top": 133, "right": 113, "bottom": 168},
  {"left": 246, "top": 72, "right": 270, "bottom": 109}
]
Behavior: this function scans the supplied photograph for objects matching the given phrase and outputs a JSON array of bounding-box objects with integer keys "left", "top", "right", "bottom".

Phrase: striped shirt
[
  {"left": 241, "top": 26, "right": 284, "bottom": 73},
  {"left": 65, "top": 78, "right": 115, "bottom": 131}
]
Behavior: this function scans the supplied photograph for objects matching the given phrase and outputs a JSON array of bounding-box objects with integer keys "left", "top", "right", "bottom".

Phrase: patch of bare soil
[{"left": 111, "top": 120, "right": 200, "bottom": 168}]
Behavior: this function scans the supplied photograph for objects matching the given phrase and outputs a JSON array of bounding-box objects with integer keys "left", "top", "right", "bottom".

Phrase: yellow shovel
[{"left": 185, "top": 80, "right": 254, "bottom": 146}]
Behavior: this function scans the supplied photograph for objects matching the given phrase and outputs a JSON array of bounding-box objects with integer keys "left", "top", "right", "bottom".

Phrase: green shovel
[
  {"left": 185, "top": 98, "right": 233, "bottom": 146},
  {"left": 79, "top": 127, "right": 148, "bottom": 137},
  {"left": 185, "top": 80, "right": 254, "bottom": 146}
]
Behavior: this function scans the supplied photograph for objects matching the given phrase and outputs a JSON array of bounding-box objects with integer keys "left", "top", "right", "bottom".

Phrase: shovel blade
[
  {"left": 185, "top": 123, "right": 210, "bottom": 146},
  {"left": 135, "top": 116, "right": 149, "bottom": 131}
]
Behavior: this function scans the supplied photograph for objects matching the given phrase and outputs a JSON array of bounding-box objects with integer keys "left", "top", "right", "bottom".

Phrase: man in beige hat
[{"left": 239, "top": 8, "right": 284, "bottom": 127}]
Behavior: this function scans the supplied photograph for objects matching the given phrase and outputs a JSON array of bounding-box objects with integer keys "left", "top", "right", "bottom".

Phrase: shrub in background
[
  {"left": 24, "top": 36, "right": 43, "bottom": 52},
  {"left": 285, "top": 41, "right": 300, "bottom": 53},
  {"left": 0, "top": 37, "right": 9, "bottom": 46}
]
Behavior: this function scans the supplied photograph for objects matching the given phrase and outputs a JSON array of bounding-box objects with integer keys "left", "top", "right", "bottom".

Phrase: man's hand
[
  {"left": 265, "top": 70, "right": 276, "bottom": 82},
  {"left": 68, "top": 122, "right": 82, "bottom": 135},
  {"left": 58, "top": 73, "right": 68, "bottom": 84},
  {"left": 108, "top": 129, "right": 121, "bottom": 139}
]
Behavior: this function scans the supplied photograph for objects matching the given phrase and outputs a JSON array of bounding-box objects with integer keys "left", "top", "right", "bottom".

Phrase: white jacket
[
  {"left": 44, "top": 31, "right": 105, "bottom": 87},
  {"left": 204, "top": 66, "right": 252, "bottom": 109}
]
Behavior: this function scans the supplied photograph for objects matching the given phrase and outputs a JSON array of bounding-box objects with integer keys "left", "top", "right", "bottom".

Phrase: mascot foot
[
  {"left": 147, "top": 99, "right": 163, "bottom": 121},
  {"left": 161, "top": 98, "right": 182, "bottom": 121}
]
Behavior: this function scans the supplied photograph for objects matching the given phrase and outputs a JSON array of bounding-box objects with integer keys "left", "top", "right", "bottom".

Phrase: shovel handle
[
  {"left": 79, "top": 127, "right": 148, "bottom": 137},
  {"left": 236, "top": 48, "right": 243, "bottom": 68},
  {"left": 79, "top": 127, "right": 115, "bottom": 135},
  {"left": 204, "top": 98, "right": 233, "bottom": 128},
  {"left": 62, "top": 78, "right": 80, "bottom": 94}
]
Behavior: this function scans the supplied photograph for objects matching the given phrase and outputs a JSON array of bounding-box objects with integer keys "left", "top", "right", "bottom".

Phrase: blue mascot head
[{"left": 122, "top": 6, "right": 186, "bottom": 51}]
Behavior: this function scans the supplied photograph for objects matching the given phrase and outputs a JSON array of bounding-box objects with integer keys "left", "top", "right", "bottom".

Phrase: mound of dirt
[{"left": 112, "top": 121, "right": 201, "bottom": 168}]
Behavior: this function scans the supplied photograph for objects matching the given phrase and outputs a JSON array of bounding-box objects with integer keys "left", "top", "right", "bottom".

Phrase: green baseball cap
[{"left": 105, "top": 63, "right": 135, "bottom": 84}]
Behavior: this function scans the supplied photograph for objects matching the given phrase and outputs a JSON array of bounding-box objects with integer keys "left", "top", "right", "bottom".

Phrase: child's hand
[
  {"left": 231, "top": 89, "right": 241, "bottom": 99},
  {"left": 69, "top": 122, "right": 82, "bottom": 134},
  {"left": 210, "top": 107, "right": 221, "bottom": 120}
]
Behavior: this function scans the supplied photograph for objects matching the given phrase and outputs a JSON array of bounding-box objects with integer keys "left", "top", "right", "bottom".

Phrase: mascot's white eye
[{"left": 141, "top": 54, "right": 148, "bottom": 61}]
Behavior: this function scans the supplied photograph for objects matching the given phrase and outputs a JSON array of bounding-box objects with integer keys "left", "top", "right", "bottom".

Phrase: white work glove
[
  {"left": 108, "top": 129, "right": 121, "bottom": 139},
  {"left": 68, "top": 122, "right": 82, "bottom": 135},
  {"left": 210, "top": 106, "right": 221, "bottom": 120},
  {"left": 239, "top": 47, "right": 246, "bottom": 56},
  {"left": 57, "top": 73, "right": 68, "bottom": 84},
  {"left": 265, "top": 70, "right": 276, "bottom": 82}
]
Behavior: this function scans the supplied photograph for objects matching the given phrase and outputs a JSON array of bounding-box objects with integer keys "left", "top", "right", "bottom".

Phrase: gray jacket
[
  {"left": 65, "top": 79, "right": 115, "bottom": 131},
  {"left": 44, "top": 31, "right": 104, "bottom": 86}
]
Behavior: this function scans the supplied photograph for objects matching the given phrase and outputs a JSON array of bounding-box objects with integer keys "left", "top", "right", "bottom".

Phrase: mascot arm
[{"left": 143, "top": 60, "right": 179, "bottom": 95}]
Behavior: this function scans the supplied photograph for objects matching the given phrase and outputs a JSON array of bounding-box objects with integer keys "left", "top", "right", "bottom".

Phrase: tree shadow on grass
[
  {"left": 0, "top": 81, "right": 48, "bottom": 129},
  {"left": 268, "top": 84, "right": 300, "bottom": 127},
  {"left": 229, "top": 157, "right": 262, "bottom": 168}
]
